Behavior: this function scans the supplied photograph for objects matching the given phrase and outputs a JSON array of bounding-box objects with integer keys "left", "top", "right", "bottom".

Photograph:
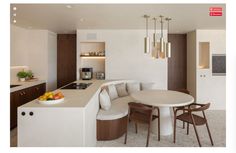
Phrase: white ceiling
[{"left": 11, "top": 4, "right": 226, "bottom": 34}]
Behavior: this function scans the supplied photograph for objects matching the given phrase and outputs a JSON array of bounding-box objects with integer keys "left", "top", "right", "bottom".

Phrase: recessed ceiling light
[
  {"left": 13, "top": 7, "right": 17, "bottom": 11},
  {"left": 66, "top": 5, "right": 72, "bottom": 9},
  {"left": 13, "top": 13, "right": 16, "bottom": 17},
  {"left": 13, "top": 19, "right": 16, "bottom": 23}
]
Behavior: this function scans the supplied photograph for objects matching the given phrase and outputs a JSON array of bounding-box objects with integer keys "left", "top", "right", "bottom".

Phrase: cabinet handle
[
  {"left": 20, "top": 92, "right": 23, "bottom": 96},
  {"left": 29, "top": 112, "right": 34, "bottom": 116},
  {"left": 23, "top": 91, "right": 26, "bottom": 95},
  {"left": 36, "top": 87, "right": 39, "bottom": 90},
  {"left": 21, "top": 112, "right": 26, "bottom": 116}
]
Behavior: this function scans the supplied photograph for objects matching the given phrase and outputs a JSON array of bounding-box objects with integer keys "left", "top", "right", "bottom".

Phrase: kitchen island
[{"left": 18, "top": 80, "right": 108, "bottom": 147}]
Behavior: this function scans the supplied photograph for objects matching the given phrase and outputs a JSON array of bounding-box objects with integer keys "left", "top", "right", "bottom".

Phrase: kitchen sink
[{"left": 10, "top": 85, "right": 21, "bottom": 88}]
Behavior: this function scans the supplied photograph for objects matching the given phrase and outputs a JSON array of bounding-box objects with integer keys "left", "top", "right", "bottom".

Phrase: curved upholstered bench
[
  {"left": 96, "top": 80, "right": 156, "bottom": 141},
  {"left": 97, "top": 96, "right": 134, "bottom": 140}
]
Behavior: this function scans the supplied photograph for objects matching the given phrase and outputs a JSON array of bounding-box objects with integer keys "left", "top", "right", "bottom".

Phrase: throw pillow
[
  {"left": 107, "top": 84, "right": 119, "bottom": 100},
  {"left": 115, "top": 83, "right": 129, "bottom": 97},
  {"left": 141, "top": 82, "right": 155, "bottom": 90},
  {"left": 99, "top": 89, "right": 111, "bottom": 110},
  {"left": 127, "top": 82, "right": 140, "bottom": 94}
]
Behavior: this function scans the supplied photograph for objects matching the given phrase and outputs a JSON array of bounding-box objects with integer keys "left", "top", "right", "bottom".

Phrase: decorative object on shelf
[
  {"left": 27, "top": 70, "right": 34, "bottom": 80},
  {"left": 17, "top": 70, "right": 28, "bottom": 82},
  {"left": 144, "top": 15, "right": 150, "bottom": 54},
  {"left": 81, "top": 51, "right": 105, "bottom": 58},
  {"left": 17, "top": 70, "right": 36, "bottom": 81},
  {"left": 143, "top": 14, "right": 172, "bottom": 59},
  {"left": 96, "top": 72, "right": 105, "bottom": 80}
]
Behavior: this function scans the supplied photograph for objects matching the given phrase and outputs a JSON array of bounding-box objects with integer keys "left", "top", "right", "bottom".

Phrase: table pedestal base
[{"left": 151, "top": 107, "right": 173, "bottom": 136}]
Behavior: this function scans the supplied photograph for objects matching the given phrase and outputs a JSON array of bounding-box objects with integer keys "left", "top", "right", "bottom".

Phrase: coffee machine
[{"left": 81, "top": 68, "right": 93, "bottom": 80}]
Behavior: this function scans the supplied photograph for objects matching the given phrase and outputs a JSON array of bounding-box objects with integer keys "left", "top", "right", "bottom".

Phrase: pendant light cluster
[{"left": 144, "top": 15, "right": 172, "bottom": 59}]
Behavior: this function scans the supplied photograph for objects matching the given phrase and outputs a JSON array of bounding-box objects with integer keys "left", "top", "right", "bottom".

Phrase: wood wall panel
[
  {"left": 57, "top": 34, "right": 76, "bottom": 88},
  {"left": 168, "top": 34, "right": 187, "bottom": 90}
]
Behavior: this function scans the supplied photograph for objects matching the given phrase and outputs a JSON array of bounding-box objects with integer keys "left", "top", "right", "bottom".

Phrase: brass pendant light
[
  {"left": 144, "top": 15, "right": 150, "bottom": 54},
  {"left": 152, "top": 17, "right": 159, "bottom": 59},
  {"left": 159, "top": 15, "right": 165, "bottom": 53},
  {"left": 166, "top": 17, "right": 172, "bottom": 58}
]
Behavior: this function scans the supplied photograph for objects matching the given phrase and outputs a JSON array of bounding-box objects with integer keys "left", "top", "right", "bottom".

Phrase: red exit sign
[{"left": 209, "top": 7, "right": 223, "bottom": 16}]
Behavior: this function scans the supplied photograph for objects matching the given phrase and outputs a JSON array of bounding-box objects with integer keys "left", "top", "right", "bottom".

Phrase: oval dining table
[{"left": 130, "top": 90, "right": 194, "bottom": 136}]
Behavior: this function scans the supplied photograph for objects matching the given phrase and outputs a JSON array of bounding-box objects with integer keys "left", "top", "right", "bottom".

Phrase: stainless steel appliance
[
  {"left": 81, "top": 68, "right": 93, "bottom": 80},
  {"left": 96, "top": 72, "right": 105, "bottom": 80}
]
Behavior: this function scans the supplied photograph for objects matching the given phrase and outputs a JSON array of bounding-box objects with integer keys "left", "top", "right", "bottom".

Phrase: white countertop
[
  {"left": 10, "top": 80, "right": 46, "bottom": 93},
  {"left": 20, "top": 80, "right": 108, "bottom": 108}
]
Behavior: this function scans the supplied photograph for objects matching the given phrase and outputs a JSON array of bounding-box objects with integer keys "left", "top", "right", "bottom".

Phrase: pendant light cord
[
  {"left": 161, "top": 17, "right": 163, "bottom": 38},
  {"left": 154, "top": 18, "right": 156, "bottom": 34},
  {"left": 146, "top": 17, "right": 148, "bottom": 37}
]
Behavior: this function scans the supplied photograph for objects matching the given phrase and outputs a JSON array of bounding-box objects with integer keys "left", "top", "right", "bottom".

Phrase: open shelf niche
[
  {"left": 80, "top": 42, "right": 106, "bottom": 78},
  {"left": 199, "top": 42, "right": 210, "bottom": 69}
]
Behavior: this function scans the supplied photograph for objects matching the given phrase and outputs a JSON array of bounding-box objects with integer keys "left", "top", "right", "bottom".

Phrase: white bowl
[{"left": 37, "top": 98, "right": 65, "bottom": 105}]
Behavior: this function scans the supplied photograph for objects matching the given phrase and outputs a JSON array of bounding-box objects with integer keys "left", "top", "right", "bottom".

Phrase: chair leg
[
  {"left": 124, "top": 116, "right": 129, "bottom": 144},
  {"left": 135, "top": 122, "right": 138, "bottom": 134},
  {"left": 146, "top": 124, "right": 151, "bottom": 147},
  {"left": 173, "top": 116, "right": 177, "bottom": 143},
  {"left": 205, "top": 122, "right": 214, "bottom": 146},
  {"left": 192, "top": 123, "right": 201, "bottom": 147},
  {"left": 182, "top": 110, "right": 185, "bottom": 129},
  {"left": 157, "top": 108, "right": 160, "bottom": 141},
  {"left": 187, "top": 123, "right": 189, "bottom": 135}
]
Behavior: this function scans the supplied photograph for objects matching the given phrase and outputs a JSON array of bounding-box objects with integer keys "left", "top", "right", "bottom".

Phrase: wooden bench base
[{"left": 97, "top": 115, "right": 128, "bottom": 140}]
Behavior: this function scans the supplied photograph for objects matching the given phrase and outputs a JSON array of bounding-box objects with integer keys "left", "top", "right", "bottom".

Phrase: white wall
[
  {"left": 27, "top": 30, "right": 48, "bottom": 84},
  {"left": 77, "top": 29, "right": 168, "bottom": 89},
  {"left": 47, "top": 32, "right": 57, "bottom": 91},
  {"left": 196, "top": 30, "right": 226, "bottom": 110},
  {"left": 10, "top": 25, "right": 57, "bottom": 91},
  {"left": 10, "top": 25, "right": 29, "bottom": 66}
]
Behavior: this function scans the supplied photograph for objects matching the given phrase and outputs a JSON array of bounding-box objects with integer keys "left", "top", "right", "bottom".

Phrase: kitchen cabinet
[
  {"left": 187, "top": 30, "right": 226, "bottom": 110},
  {"left": 10, "top": 83, "right": 46, "bottom": 129},
  {"left": 57, "top": 34, "right": 76, "bottom": 88}
]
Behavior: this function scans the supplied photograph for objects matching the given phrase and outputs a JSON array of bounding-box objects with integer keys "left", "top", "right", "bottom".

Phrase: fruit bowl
[
  {"left": 38, "top": 98, "right": 65, "bottom": 105},
  {"left": 37, "top": 91, "right": 65, "bottom": 105}
]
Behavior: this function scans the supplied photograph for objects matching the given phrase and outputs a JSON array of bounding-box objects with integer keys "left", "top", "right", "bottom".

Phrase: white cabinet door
[
  {"left": 18, "top": 107, "right": 84, "bottom": 147},
  {"left": 196, "top": 69, "right": 212, "bottom": 103}
]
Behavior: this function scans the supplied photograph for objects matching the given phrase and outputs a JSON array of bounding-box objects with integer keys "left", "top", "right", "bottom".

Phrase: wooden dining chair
[
  {"left": 172, "top": 89, "right": 190, "bottom": 129},
  {"left": 124, "top": 102, "right": 160, "bottom": 147},
  {"left": 173, "top": 103, "right": 214, "bottom": 147}
]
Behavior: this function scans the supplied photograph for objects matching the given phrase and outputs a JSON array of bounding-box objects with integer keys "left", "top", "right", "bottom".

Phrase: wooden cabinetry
[
  {"left": 10, "top": 83, "right": 46, "bottom": 129},
  {"left": 168, "top": 34, "right": 187, "bottom": 90},
  {"left": 57, "top": 34, "right": 76, "bottom": 88}
]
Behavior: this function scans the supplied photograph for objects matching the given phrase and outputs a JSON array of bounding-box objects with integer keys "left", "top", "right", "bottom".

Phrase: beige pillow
[
  {"left": 127, "top": 82, "right": 140, "bottom": 94},
  {"left": 107, "top": 84, "right": 119, "bottom": 101},
  {"left": 141, "top": 82, "right": 155, "bottom": 90},
  {"left": 99, "top": 89, "right": 111, "bottom": 110},
  {"left": 115, "top": 83, "right": 129, "bottom": 97}
]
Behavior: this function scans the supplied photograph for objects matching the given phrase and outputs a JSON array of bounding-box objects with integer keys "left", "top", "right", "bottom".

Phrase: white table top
[{"left": 130, "top": 90, "right": 194, "bottom": 107}]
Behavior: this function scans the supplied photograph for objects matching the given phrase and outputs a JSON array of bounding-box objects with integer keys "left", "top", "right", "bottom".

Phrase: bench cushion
[{"left": 97, "top": 96, "right": 134, "bottom": 120}]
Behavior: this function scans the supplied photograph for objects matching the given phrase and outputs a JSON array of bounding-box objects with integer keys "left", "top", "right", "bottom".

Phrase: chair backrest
[
  {"left": 190, "top": 103, "right": 210, "bottom": 112},
  {"left": 128, "top": 102, "right": 153, "bottom": 116}
]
